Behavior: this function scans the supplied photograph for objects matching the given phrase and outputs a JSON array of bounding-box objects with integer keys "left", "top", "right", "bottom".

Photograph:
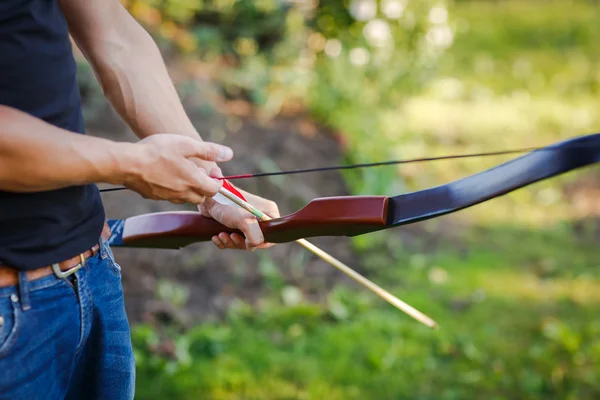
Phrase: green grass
[
  {"left": 133, "top": 1, "right": 600, "bottom": 398},
  {"left": 133, "top": 224, "right": 599, "bottom": 399},
  {"left": 133, "top": 221, "right": 600, "bottom": 399}
]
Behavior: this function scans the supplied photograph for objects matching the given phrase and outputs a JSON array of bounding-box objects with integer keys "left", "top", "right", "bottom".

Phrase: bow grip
[{"left": 118, "top": 196, "right": 389, "bottom": 248}]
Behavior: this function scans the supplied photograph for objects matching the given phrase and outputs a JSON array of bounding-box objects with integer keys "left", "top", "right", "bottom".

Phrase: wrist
[{"left": 103, "top": 141, "right": 143, "bottom": 186}]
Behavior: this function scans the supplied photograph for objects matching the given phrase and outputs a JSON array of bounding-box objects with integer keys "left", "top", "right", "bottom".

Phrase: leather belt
[{"left": 0, "top": 223, "right": 112, "bottom": 288}]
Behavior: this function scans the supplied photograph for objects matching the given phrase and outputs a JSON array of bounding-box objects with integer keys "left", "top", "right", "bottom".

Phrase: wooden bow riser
[{"left": 119, "top": 196, "right": 390, "bottom": 248}]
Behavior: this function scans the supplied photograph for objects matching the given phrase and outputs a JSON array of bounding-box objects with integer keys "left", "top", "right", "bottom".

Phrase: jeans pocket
[
  {"left": 107, "top": 257, "right": 122, "bottom": 277},
  {"left": 0, "top": 295, "right": 21, "bottom": 358},
  {"left": 103, "top": 239, "right": 122, "bottom": 277}
]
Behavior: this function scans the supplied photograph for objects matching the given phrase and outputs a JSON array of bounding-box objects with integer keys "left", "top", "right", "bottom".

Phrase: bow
[
  {"left": 103, "top": 132, "right": 600, "bottom": 328},
  {"left": 106, "top": 133, "right": 600, "bottom": 249}
]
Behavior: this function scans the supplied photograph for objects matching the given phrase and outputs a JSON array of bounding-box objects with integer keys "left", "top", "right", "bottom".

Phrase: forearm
[
  {"left": 0, "top": 106, "right": 128, "bottom": 192},
  {"left": 80, "top": 22, "right": 198, "bottom": 140},
  {"left": 60, "top": 0, "right": 219, "bottom": 174}
]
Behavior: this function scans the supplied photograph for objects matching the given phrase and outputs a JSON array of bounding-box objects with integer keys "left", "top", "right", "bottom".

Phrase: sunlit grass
[
  {"left": 399, "top": 95, "right": 600, "bottom": 146},
  {"left": 441, "top": 266, "right": 600, "bottom": 305}
]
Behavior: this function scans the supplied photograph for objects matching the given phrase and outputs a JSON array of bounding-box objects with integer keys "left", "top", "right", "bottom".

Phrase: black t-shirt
[{"left": 0, "top": 0, "right": 105, "bottom": 270}]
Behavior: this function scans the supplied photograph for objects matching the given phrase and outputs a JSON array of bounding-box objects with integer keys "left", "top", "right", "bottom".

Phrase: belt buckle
[{"left": 51, "top": 253, "right": 86, "bottom": 279}]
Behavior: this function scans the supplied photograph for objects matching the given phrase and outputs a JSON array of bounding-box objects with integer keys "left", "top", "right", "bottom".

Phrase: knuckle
[
  {"left": 266, "top": 201, "right": 279, "bottom": 214},
  {"left": 194, "top": 179, "right": 218, "bottom": 197},
  {"left": 247, "top": 238, "right": 262, "bottom": 247},
  {"left": 207, "top": 145, "right": 220, "bottom": 160},
  {"left": 190, "top": 195, "right": 206, "bottom": 205},
  {"left": 197, "top": 142, "right": 215, "bottom": 160},
  {"left": 172, "top": 181, "right": 187, "bottom": 193},
  {"left": 238, "top": 219, "right": 257, "bottom": 233},
  {"left": 172, "top": 192, "right": 188, "bottom": 203},
  {"left": 206, "top": 186, "right": 219, "bottom": 197}
]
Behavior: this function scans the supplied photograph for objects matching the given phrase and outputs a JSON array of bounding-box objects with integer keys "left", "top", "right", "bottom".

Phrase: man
[{"left": 0, "top": 0, "right": 278, "bottom": 398}]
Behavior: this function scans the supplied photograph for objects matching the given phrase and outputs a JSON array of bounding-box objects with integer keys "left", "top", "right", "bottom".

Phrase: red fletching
[{"left": 222, "top": 179, "right": 246, "bottom": 201}]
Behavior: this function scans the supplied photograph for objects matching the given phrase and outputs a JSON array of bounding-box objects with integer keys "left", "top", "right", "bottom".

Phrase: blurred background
[{"left": 82, "top": 0, "right": 599, "bottom": 398}]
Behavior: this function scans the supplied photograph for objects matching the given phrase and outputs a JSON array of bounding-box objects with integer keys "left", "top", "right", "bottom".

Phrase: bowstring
[{"left": 98, "top": 146, "right": 545, "bottom": 193}]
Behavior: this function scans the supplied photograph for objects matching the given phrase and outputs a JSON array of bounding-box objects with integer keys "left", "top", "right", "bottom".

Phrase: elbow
[
  {"left": 0, "top": 105, "right": 15, "bottom": 119},
  {"left": 90, "top": 19, "right": 158, "bottom": 67},
  {"left": 87, "top": 23, "right": 159, "bottom": 84},
  {"left": 0, "top": 105, "right": 20, "bottom": 129}
]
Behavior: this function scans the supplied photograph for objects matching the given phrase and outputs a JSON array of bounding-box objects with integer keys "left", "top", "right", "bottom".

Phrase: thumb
[{"left": 183, "top": 140, "right": 233, "bottom": 162}]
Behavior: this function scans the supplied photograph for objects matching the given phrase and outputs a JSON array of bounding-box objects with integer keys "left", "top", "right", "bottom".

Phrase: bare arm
[
  {"left": 59, "top": 0, "right": 200, "bottom": 141},
  {"left": 0, "top": 105, "right": 231, "bottom": 203},
  {"left": 0, "top": 105, "right": 125, "bottom": 192}
]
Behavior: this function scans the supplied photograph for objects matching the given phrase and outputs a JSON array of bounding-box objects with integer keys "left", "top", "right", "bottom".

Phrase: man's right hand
[{"left": 119, "top": 134, "right": 233, "bottom": 205}]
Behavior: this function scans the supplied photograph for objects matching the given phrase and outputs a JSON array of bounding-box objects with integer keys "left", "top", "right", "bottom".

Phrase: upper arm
[{"left": 58, "top": 0, "right": 147, "bottom": 60}]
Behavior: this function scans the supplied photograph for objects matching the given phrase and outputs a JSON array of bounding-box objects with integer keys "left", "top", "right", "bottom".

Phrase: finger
[
  {"left": 170, "top": 192, "right": 205, "bottom": 205},
  {"left": 218, "top": 232, "right": 229, "bottom": 246},
  {"left": 212, "top": 236, "right": 224, "bottom": 249},
  {"left": 188, "top": 166, "right": 223, "bottom": 197},
  {"left": 176, "top": 185, "right": 206, "bottom": 204},
  {"left": 266, "top": 204, "right": 280, "bottom": 219},
  {"left": 206, "top": 200, "right": 264, "bottom": 248},
  {"left": 230, "top": 233, "right": 246, "bottom": 248},
  {"left": 202, "top": 199, "right": 242, "bottom": 229},
  {"left": 197, "top": 202, "right": 210, "bottom": 217},
  {"left": 209, "top": 167, "right": 223, "bottom": 178},
  {"left": 218, "top": 233, "right": 233, "bottom": 249},
  {"left": 183, "top": 140, "right": 233, "bottom": 163},
  {"left": 240, "top": 217, "right": 264, "bottom": 249},
  {"left": 202, "top": 198, "right": 265, "bottom": 248},
  {"left": 219, "top": 233, "right": 244, "bottom": 250},
  {"left": 256, "top": 242, "right": 276, "bottom": 249},
  {"left": 189, "top": 157, "right": 217, "bottom": 175}
]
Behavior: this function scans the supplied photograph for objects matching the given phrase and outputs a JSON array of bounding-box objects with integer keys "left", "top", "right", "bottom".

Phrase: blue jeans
[{"left": 0, "top": 236, "right": 135, "bottom": 399}]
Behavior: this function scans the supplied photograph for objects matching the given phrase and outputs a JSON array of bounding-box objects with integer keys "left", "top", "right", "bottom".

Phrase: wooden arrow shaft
[{"left": 218, "top": 187, "right": 438, "bottom": 329}]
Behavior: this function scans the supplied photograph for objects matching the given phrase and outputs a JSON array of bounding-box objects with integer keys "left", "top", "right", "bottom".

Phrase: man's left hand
[{"left": 198, "top": 176, "right": 280, "bottom": 251}]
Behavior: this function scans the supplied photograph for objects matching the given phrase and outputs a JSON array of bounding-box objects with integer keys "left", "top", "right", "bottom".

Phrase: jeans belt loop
[
  {"left": 52, "top": 253, "right": 86, "bottom": 279},
  {"left": 99, "top": 235, "right": 108, "bottom": 259},
  {"left": 18, "top": 270, "right": 31, "bottom": 311}
]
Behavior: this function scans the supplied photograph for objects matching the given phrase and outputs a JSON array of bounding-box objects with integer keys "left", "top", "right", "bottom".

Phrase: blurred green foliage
[
  {"left": 122, "top": 0, "right": 453, "bottom": 194},
  {"left": 441, "top": 0, "right": 600, "bottom": 98},
  {"left": 109, "top": 0, "right": 600, "bottom": 398}
]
